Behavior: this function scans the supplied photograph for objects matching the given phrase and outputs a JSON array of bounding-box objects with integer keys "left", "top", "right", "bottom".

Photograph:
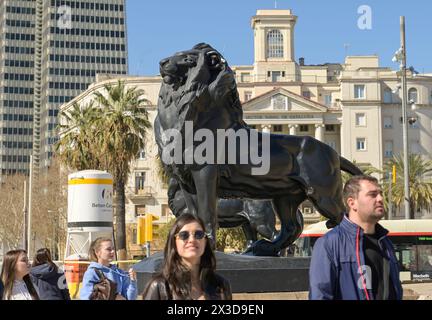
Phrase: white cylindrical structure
[
  {"left": 68, "top": 170, "right": 113, "bottom": 231},
  {"left": 65, "top": 170, "right": 114, "bottom": 260}
]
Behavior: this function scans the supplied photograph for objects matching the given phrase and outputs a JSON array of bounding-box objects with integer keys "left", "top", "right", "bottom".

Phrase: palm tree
[
  {"left": 56, "top": 102, "right": 103, "bottom": 170},
  {"left": 156, "top": 154, "right": 170, "bottom": 187},
  {"left": 379, "top": 154, "right": 432, "bottom": 219},
  {"left": 93, "top": 80, "right": 151, "bottom": 261}
]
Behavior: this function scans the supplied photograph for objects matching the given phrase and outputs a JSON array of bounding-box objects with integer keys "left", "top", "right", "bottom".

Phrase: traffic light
[
  {"left": 137, "top": 214, "right": 159, "bottom": 244},
  {"left": 137, "top": 216, "right": 145, "bottom": 244}
]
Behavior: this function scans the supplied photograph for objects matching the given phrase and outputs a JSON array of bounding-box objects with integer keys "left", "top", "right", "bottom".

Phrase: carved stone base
[{"left": 134, "top": 251, "right": 311, "bottom": 294}]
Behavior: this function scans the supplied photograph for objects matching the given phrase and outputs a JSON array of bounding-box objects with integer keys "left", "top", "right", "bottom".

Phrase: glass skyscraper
[{"left": 0, "top": 0, "right": 128, "bottom": 176}]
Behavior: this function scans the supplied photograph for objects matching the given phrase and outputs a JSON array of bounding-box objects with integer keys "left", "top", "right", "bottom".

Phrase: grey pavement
[{"left": 232, "top": 282, "right": 432, "bottom": 300}]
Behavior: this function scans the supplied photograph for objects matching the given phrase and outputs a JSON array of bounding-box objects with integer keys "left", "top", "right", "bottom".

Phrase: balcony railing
[{"left": 134, "top": 186, "right": 155, "bottom": 196}]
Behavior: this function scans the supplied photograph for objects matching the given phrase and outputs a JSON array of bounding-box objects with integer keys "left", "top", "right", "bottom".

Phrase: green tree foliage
[
  {"left": 375, "top": 154, "right": 432, "bottom": 219},
  {"left": 56, "top": 102, "right": 104, "bottom": 170},
  {"left": 216, "top": 227, "right": 246, "bottom": 252},
  {"left": 56, "top": 80, "right": 152, "bottom": 259}
]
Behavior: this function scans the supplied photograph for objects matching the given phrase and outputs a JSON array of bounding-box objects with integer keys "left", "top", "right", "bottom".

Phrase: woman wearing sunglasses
[{"left": 143, "top": 213, "right": 232, "bottom": 300}]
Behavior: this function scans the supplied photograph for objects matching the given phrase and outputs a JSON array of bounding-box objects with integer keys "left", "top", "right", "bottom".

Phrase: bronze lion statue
[
  {"left": 167, "top": 177, "right": 278, "bottom": 251},
  {"left": 155, "top": 43, "right": 362, "bottom": 256}
]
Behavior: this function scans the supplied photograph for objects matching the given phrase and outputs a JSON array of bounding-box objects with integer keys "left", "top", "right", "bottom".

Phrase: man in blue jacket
[{"left": 309, "top": 175, "right": 403, "bottom": 300}]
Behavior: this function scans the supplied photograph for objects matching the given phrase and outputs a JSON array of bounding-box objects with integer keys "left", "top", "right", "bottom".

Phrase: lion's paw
[{"left": 242, "top": 239, "right": 280, "bottom": 257}]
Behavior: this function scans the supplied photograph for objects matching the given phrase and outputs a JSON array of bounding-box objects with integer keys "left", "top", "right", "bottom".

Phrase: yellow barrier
[
  {"left": 62, "top": 260, "right": 141, "bottom": 299},
  {"left": 61, "top": 260, "right": 140, "bottom": 265}
]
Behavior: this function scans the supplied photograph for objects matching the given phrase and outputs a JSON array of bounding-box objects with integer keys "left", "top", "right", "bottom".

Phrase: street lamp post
[
  {"left": 27, "top": 155, "right": 34, "bottom": 256},
  {"left": 395, "top": 16, "right": 411, "bottom": 219}
]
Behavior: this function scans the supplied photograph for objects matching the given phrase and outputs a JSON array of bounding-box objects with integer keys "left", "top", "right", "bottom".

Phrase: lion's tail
[{"left": 340, "top": 156, "right": 363, "bottom": 176}]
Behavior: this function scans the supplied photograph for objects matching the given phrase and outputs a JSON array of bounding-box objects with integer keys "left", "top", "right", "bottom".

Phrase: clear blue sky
[{"left": 126, "top": 0, "right": 432, "bottom": 76}]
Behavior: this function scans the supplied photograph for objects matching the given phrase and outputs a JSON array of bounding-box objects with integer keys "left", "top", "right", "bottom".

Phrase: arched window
[
  {"left": 408, "top": 88, "right": 418, "bottom": 103},
  {"left": 267, "top": 30, "right": 284, "bottom": 58}
]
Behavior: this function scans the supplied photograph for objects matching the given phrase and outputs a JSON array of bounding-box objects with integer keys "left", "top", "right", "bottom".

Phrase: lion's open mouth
[{"left": 160, "top": 67, "right": 184, "bottom": 85}]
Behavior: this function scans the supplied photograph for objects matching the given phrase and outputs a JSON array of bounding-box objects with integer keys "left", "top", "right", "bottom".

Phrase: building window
[
  {"left": 383, "top": 116, "right": 393, "bottom": 129},
  {"left": 383, "top": 89, "right": 393, "bottom": 103},
  {"left": 356, "top": 138, "right": 367, "bottom": 151},
  {"left": 384, "top": 141, "right": 393, "bottom": 158},
  {"left": 325, "top": 125, "right": 335, "bottom": 132},
  {"left": 161, "top": 204, "right": 172, "bottom": 219},
  {"left": 269, "top": 71, "right": 283, "bottom": 82},
  {"left": 410, "top": 140, "right": 420, "bottom": 154},
  {"left": 267, "top": 29, "right": 284, "bottom": 58},
  {"left": 135, "top": 172, "right": 146, "bottom": 194},
  {"left": 354, "top": 85, "right": 365, "bottom": 99},
  {"left": 137, "top": 149, "right": 145, "bottom": 159},
  {"left": 302, "top": 91, "right": 311, "bottom": 99},
  {"left": 324, "top": 94, "right": 332, "bottom": 107},
  {"left": 271, "top": 94, "right": 287, "bottom": 110},
  {"left": 273, "top": 125, "right": 283, "bottom": 132},
  {"left": 135, "top": 205, "right": 146, "bottom": 217},
  {"left": 429, "top": 89, "right": 432, "bottom": 104},
  {"left": 241, "top": 73, "right": 251, "bottom": 82},
  {"left": 299, "top": 125, "right": 309, "bottom": 132},
  {"left": 355, "top": 113, "right": 366, "bottom": 126},
  {"left": 326, "top": 140, "right": 337, "bottom": 150},
  {"left": 408, "top": 88, "right": 418, "bottom": 103},
  {"left": 244, "top": 91, "right": 252, "bottom": 102}
]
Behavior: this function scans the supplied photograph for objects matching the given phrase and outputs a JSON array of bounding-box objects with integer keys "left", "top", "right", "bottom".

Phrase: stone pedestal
[{"left": 134, "top": 251, "right": 311, "bottom": 294}]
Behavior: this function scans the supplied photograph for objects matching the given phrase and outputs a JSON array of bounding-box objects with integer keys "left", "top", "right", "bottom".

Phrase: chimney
[{"left": 299, "top": 57, "right": 305, "bottom": 66}]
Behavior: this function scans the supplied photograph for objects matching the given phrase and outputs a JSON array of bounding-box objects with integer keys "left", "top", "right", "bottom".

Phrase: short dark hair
[{"left": 343, "top": 175, "right": 379, "bottom": 209}]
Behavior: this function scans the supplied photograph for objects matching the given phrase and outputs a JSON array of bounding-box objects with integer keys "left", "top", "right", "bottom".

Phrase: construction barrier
[
  {"left": 64, "top": 259, "right": 89, "bottom": 299},
  {"left": 62, "top": 260, "right": 141, "bottom": 299}
]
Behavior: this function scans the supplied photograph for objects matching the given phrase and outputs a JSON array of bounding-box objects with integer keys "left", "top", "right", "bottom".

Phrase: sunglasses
[{"left": 175, "top": 230, "right": 206, "bottom": 241}]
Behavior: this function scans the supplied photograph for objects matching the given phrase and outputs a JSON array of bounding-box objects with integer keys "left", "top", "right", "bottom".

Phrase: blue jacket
[
  {"left": 309, "top": 216, "right": 403, "bottom": 300},
  {"left": 79, "top": 262, "right": 137, "bottom": 300},
  {"left": 30, "top": 263, "right": 71, "bottom": 300}
]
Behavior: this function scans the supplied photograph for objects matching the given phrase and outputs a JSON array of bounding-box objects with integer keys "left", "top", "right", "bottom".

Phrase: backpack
[{"left": 89, "top": 268, "right": 117, "bottom": 300}]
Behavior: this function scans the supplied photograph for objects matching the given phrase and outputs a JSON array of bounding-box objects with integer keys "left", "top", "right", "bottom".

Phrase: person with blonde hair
[
  {"left": 1, "top": 249, "right": 39, "bottom": 300},
  {"left": 80, "top": 237, "right": 137, "bottom": 300}
]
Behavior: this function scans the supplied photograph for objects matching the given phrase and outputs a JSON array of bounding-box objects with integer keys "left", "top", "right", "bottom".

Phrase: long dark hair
[
  {"left": 32, "top": 248, "right": 58, "bottom": 271},
  {"left": 0, "top": 250, "right": 39, "bottom": 300},
  {"left": 144, "top": 214, "right": 217, "bottom": 299}
]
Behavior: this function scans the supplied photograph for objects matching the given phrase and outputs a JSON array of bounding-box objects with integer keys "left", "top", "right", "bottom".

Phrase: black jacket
[
  {"left": 0, "top": 279, "right": 3, "bottom": 300},
  {"left": 30, "top": 263, "right": 71, "bottom": 300},
  {"left": 143, "top": 273, "right": 232, "bottom": 300}
]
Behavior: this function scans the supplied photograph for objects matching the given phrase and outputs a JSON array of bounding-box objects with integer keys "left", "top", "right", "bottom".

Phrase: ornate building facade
[{"left": 60, "top": 9, "right": 432, "bottom": 241}]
